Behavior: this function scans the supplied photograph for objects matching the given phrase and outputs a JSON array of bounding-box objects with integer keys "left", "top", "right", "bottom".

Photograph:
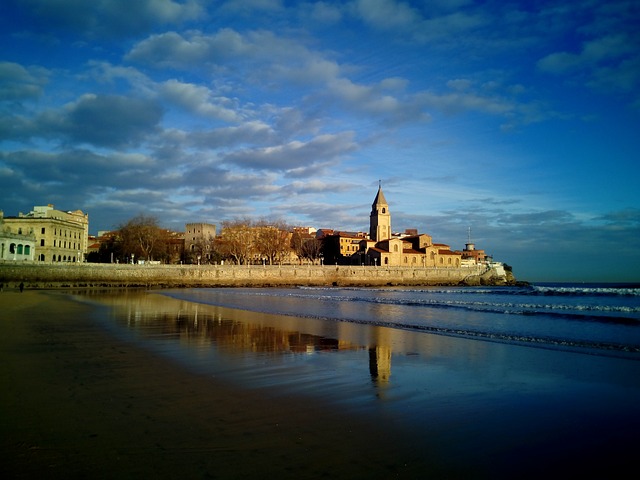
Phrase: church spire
[
  {"left": 370, "top": 183, "right": 391, "bottom": 242},
  {"left": 372, "top": 181, "right": 388, "bottom": 208}
]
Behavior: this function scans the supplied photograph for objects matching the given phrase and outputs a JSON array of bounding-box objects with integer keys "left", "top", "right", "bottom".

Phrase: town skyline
[{"left": 1, "top": 1, "right": 638, "bottom": 283}]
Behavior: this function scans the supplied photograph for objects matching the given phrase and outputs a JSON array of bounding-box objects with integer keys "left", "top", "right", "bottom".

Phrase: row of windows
[
  {"left": 37, "top": 239, "right": 80, "bottom": 249},
  {"left": 11, "top": 226, "right": 82, "bottom": 239},
  {"left": 7, "top": 243, "right": 31, "bottom": 255},
  {"left": 56, "top": 255, "right": 77, "bottom": 262},
  {"left": 53, "top": 240, "right": 79, "bottom": 249},
  {"left": 36, "top": 254, "right": 79, "bottom": 262},
  {"left": 39, "top": 227, "right": 80, "bottom": 238}
]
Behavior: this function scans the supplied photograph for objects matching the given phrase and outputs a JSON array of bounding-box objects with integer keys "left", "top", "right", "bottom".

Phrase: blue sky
[{"left": 0, "top": 0, "right": 638, "bottom": 282}]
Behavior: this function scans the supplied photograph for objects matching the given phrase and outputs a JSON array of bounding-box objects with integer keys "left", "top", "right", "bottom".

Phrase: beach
[
  {"left": 0, "top": 290, "right": 441, "bottom": 479},
  {"left": 2, "top": 287, "right": 640, "bottom": 479}
]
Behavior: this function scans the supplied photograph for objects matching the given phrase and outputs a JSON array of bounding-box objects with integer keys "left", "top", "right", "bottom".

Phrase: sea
[
  {"left": 81, "top": 282, "right": 640, "bottom": 476},
  {"left": 161, "top": 282, "right": 640, "bottom": 357}
]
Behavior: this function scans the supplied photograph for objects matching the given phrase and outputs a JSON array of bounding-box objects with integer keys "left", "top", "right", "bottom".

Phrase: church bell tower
[{"left": 370, "top": 183, "right": 391, "bottom": 242}]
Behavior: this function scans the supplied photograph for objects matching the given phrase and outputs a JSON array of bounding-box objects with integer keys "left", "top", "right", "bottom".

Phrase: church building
[{"left": 359, "top": 185, "right": 461, "bottom": 268}]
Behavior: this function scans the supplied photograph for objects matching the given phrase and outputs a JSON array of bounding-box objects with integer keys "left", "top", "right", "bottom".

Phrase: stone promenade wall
[{"left": 0, "top": 263, "right": 505, "bottom": 288}]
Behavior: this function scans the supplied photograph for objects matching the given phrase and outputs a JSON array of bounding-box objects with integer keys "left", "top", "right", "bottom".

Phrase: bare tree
[
  {"left": 301, "top": 238, "right": 323, "bottom": 264},
  {"left": 119, "top": 215, "right": 168, "bottom": 262},
  {"left": 216, "top": 219, "right": 256, "bottom": 265},
  {"left": 291, "top": 232, "right": 322, "bottom": 264},
  {"left": 255, "top": 219, "right": 292, "bottom": 265}
]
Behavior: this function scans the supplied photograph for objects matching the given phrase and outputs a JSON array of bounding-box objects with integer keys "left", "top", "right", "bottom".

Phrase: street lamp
[{"left": 131, "top": 254, "right": 135, "bottom": 265}]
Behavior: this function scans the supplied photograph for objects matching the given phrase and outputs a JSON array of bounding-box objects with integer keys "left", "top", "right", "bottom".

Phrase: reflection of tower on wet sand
[
  {"left": 368, "top": 345, "right": 391, "bottom": 384},
  {"left": 368, "top": 326, "right": 392, "bottom": 386}
]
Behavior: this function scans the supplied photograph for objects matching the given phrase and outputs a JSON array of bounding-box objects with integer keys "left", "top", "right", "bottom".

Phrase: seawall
[{"left": 0, "top": 263, "right": 512, "bottom": 288}]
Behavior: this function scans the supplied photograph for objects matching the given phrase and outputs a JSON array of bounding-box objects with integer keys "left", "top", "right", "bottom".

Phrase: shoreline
[{"left": 0, "top": 290, "right": 448, "bottom": 479}]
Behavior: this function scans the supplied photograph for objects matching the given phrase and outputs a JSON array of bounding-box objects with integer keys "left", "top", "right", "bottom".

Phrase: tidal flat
[{"left": 2, "top": 288, "right": 639, "bottom": 479}]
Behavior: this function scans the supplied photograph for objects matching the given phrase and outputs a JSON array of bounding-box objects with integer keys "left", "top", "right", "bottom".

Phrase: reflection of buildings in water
[
  {"left": 95, "top": 292, "right": 362, "bottom": 355},
  {"left": 368, "top": 326, "right": 392, "bottom": 385},
  {"left": 369, "top": 345, "right": 391, "bottom": 383}
]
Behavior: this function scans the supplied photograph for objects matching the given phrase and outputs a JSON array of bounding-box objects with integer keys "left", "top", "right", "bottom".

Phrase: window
[
  {"left": 18, "top": 228, "right": 22, "bottom": 234},
  {"left": 41, "top": 227, "right": 46, "bottom": 234},
  {"left": 24, "top": 245, "right": 30, "bottom": 255},
  {"left": 10, "top": 243, "right": 16, "bottom": 253},
  {"left": 41, "top": 239, "right": 45, "bottom": 246}
]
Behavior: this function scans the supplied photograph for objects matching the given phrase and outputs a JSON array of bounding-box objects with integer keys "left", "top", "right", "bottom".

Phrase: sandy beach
[
  {"left": 2, "top": 288, "right": 639, "bottom": 479},
  {"left": 0, "top": 290, "right": 443, "bottom": 479}
]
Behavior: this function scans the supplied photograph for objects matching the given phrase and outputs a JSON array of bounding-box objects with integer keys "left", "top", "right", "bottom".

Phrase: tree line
[{"left": 87, "top": 215, "right": 324, "bottom": 265}]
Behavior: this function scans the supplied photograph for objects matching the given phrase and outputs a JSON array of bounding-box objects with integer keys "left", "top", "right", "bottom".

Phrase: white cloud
[
  {"left": 0, "top": 62, "right": 48, "bottom": 101},
  {"left": 351, "top": 0, "right": 421, "bottom": 30},
  {"left": 159, "top": 79, "right": 242, "bottom": 122},
  {"left": 223, "top": 132, "right": 358, "bottom": 172},
  {"left": 9, "top": 0, "right": 204, "bottom": 37},
  {"left": 538, "top": 33, "right": 640, "bottom": 96},
  {"left": 37, "top": 93, "right": 163, "bottom": 148}
]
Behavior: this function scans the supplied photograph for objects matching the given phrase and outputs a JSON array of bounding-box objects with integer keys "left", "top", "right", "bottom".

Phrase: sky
[{"left": 0, "top": 0, "right": 638, "bottom": 283}]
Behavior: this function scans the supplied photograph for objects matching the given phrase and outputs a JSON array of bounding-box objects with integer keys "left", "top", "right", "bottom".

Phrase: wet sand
[
  {"left": 3, "top": 289, "right": 639, "bottom": 479},
  {"left": 0, "top": 290, "right": 446, "bottom": 479}
]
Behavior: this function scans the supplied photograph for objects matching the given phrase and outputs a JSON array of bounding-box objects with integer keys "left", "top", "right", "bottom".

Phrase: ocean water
[
  {"left": 81, "top": 283, "right": 640, "bottom": 476},
  {"left": 162, "top": 282, "right": 640, "bottom": 356}
]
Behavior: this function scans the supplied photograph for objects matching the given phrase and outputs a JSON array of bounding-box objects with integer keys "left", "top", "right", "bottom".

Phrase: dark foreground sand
[{"left": 0, "top": 290, "right": 445, "bottom": 479}]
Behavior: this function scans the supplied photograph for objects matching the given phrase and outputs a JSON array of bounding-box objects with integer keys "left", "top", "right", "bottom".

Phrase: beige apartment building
[{"left": 2, "top": 205, "right": 89, "bottom": 262}]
